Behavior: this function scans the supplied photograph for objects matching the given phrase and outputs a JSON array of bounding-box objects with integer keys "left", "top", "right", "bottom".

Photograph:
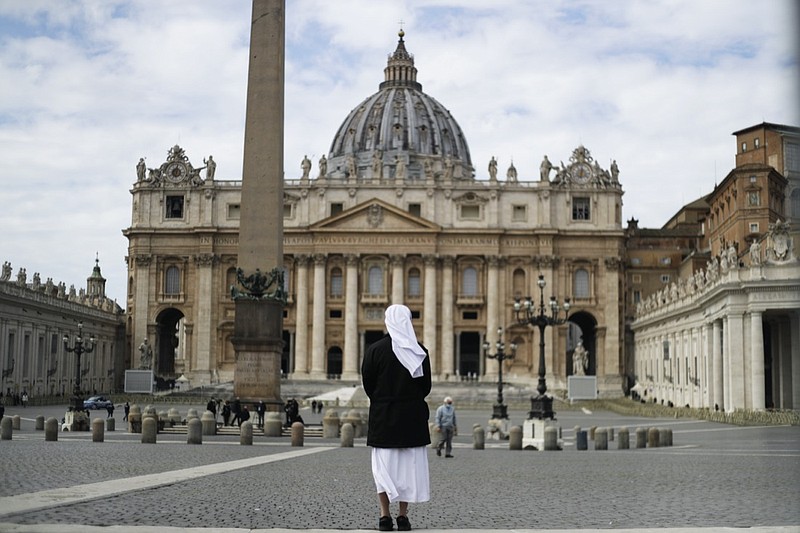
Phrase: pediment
[{"left": 310, "top": 199, "right": 440, "bottom": 231}]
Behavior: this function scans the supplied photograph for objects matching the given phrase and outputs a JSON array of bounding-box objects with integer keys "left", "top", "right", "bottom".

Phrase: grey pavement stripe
[
  {"left": 0, "top": 525, "right": 797, "bottom": 533},
  {"left": 0, "top": 447, "right": 331, "bottom": 518}
]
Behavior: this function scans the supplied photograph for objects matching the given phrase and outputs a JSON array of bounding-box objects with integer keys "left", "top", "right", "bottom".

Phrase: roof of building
[{"left": 731, "top": 122, "right": 800, "bottom": 136}]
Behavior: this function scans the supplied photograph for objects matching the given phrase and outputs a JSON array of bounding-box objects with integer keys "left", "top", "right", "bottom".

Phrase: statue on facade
[
  {"left": 423, "top": 158, "right": 434, "bottom": 181},
  {"left": 139, "top": 338, "right": 153, "bottom": 370},
  {"left": 708, "top": 257, "right": 719, "bottom": 281},
  {"left": 318, "top": 154, "right": 328, "bottom": 178},
  {"left": 572, "top": 342, "right": 588, "bottom": 376},
  {"left": 0, "top": 262, "right": 11, "bottom": 281},
  {"left": 488, "top": 156, "right": 498, "bottom": 181},
  {"left": 31, "top": 272, "right": 41, "bottom": 291},
  {"left": 346, "top": 154, "right": 357, "bottom": 179},
  {"left": 136, "top": 158, "right": 146, "bottom": 181},
  {"left": 765, "top": 220, "right": 792, "bottom": 263},
  {"left": 443, "top": 155, "right": 454, "bottom": 180},
  {"left": 610, "top": 159, "right": 619, "bottom": 182},
  {"left": 204, "top": 156, "right": 216, "bottom": 180},
  {"left": 16, "top": 268, "right": 26, "bottom": 286},
  {"left": 506, "top": 162, "right": 518, "bottom": 182},
  {"left": 147, "top": 167, "right": 162, "bottom": 185},
  {"left": 394, "top": 155, "right": 406, "bottom": 180},
  {"left": 726, "top": 243, "right": 738, "bottom": 269},
  {"left": 539, "top": 155, "right": 554, "bottom": 181},
  {"left": 57, "top": 282, "right": 66, "bottom": 299},
  {"left": 749, "top": 240, "right": 762, "bottom": 266},
  {"left": 301, "top": 155, "right": 311, "bottom": 180},
  {"left": 45, "top": 277, "right": 54, "bottom": 295}
]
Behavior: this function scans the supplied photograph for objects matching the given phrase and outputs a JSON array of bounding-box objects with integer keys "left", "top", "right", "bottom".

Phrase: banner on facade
[
  {"left": 568, "top": 376, "right": 597, "bottom": 401},
  {"left": 125, "top": 370, "right": 154, "bottom": 394}
]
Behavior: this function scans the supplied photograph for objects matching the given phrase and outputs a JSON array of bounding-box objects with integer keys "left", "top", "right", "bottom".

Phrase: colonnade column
[
  {"left": 712, "top": 320, "right": 723, "bottom": 410},
  {"left": 194, "top": 254, "right": 216, "bottom": 382},
  {"left": 440, "top": 256, "right": 455, "bottom": 379},
  {"left": 750, "top": 311, "right": 765, "bottom": 410},
  {"left": 133, "top": 255, "right": 152, "bottom": 368},
  {"left": 702, "top": 323, "right": 713, "bottom": 409},
  {"left": 423, "top": 255, "right": 438, "bottom": 374},
  {"left": 391, "top": 255, "right": 404, "bottom": 305},
  {"left": 791, "top": 312, "right": 800, "bottom": 408},
  {"left": 726, "top": 313, "right": 745, "bottom": 410},
  {"left": 484, "top": 256, "right": 500, "bottom": 378},
  {"left": 309, "top": 254, "right": 326, "bottom": 378},
  {"left": 342, "top": 254, "right": 359, "bottom": 380},
  {"left": 293, "top": 255, "right": 309, "bottom": 375}
]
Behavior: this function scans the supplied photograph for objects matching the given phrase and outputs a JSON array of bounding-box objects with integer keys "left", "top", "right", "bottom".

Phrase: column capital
[
  {"left": 390, "top": 254, "right": 405, "bottom": 267},
  {"left": 423, "top": 254, "right": 438, "bottom": 267},
  {"left": 345, "top": 254, "right": 359, "bottom": 266},
  {"left": 441, "top": 255, "right": 455, "bottom": 268},
  {"left": 194, "top": 253, "right": 219, "bottom": 267},
  {"left": 313, "top": 253, "right": 327, "bottom": 266},
  {"left": 295, "top": 254, "right": 311, "bottom": 266}
]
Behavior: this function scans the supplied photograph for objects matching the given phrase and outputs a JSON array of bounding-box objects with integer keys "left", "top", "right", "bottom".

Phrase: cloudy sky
[{"left": 1, "top": 0, "right": 797, "bottom": 303}]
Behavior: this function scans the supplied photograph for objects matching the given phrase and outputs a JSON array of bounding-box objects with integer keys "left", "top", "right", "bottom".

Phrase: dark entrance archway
[
  {"left": 567, "top": 311, "right": 597, "bottom": 376},
  {"left": 458, "top": 331, "right": 481, "bottom": 378},
  {"left": 282, "top": 330, "right": 291, "bottom": 376},
  {"left": 154, "top": 307, "right": 184, "bottom": 378},
  {"left": 327, "top": 346, "right": 342, "bottom": 377}
]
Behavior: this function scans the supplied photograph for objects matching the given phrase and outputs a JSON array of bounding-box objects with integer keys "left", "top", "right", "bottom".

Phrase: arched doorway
[
  {"left": 327, "top": 346, "right": 343, "bottom": 378},
  {"left": 154, "top": 307, "right": 184, "bottom": 378},
  {"left": 458, "top": 332, "right": 481, "bottom": 379},
  {"left": 567, "top": 311, "right": 597, "bottom": 376}
]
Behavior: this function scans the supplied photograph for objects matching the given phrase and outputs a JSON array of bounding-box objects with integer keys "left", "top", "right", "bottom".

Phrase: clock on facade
[
  {"left": 165, "top": 162, "right": 188, "bottom": 183},
  {"left": 571, "top": 163, "right": 592, "bottom": 184}
]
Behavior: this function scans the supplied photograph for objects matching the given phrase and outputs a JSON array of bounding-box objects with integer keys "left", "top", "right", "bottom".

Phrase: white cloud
[{"left": 0, "top": 0, "right": 797, "bottom": 303}]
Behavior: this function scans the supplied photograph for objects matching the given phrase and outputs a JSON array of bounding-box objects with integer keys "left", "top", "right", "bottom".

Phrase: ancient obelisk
[{"left": 231, "top": 0, "right": 285, "bottom": 407}]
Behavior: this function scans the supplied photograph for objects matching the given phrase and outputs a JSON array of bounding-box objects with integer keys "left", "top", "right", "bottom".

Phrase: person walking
[
  {"left": 222, "top": 400, "right": 232, "bottom": 426},
  {"left": 231, "top": 397, "right": 242, "bottom": 427},
  {"left": 362, "top": 304, "right": 431, "bottom": 532},
  {"left": 123, "top": 402, "right": 130, "bottom": 421},
  {"left": 256, "top": 400, "right": 266, "bottom": 428},
  {"left": 434, "top": 397, "right": 457, "bottom": 458},
  {"left": 106, "top": 403, "right": 115, "bottom": 419}
]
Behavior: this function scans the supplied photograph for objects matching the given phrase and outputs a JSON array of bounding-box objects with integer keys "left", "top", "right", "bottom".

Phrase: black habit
[{"left": 362, "top": 333, "right": 432, "bottom": 448}]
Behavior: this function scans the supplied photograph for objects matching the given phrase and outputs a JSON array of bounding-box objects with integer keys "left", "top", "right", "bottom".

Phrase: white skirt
[{"left": 370, "top": 446, "right": 430, "bottom": 503}]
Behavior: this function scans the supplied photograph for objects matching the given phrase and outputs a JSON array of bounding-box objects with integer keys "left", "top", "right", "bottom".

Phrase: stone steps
[{"left": 158, "top": 424, "right": 325, "bottom": 437}]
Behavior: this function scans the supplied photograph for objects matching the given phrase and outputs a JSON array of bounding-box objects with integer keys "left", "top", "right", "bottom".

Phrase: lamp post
[
  {"left": 63, "top": 322, "right": 95, "bottom": 413},
  {"left": 483, "top": 327, "right": 517, "bottom": 420},
  {"left": 514, "top": 274, "right": 570, "bottom": 420}
]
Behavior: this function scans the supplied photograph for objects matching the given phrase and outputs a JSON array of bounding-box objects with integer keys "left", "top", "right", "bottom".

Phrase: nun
[{"left": 362, "top": 304, "right": 432, "bottom": 532}]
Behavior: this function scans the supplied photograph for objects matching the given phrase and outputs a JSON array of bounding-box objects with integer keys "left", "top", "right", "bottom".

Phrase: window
[
  {"left": 572, "top": 197, "right": 590, "bottom": 220},
  {"left": 367, "top": 266, "right": 383, "bottom": 295},
  {"left": 660, "top": 257, "right": 672, "bottom": 265},
  {"left": 283, "top": 203, "right": 293, "bottom": 218},
  {"left": 633, "top": 290, "right": 641, "bottom": 303},
  {"left": 407, "top": 268, "right": 421, "bottom": 297},
  {"left": 462, "top": 311, "right": 478, "bottom": 320},
  {"left": 460, "top": 205, "right": 480, "bottom": 219},
  {"left": 165, "top": 266, "right": 180, "bottom": 294},
  {"left": 748, "top": 192, "right": 760, "bottom": 206},
  {"left": 282, "top": 266, "right": 290, "bottom": 294},
  {"left": 227, "top": 204, "right": 241, "bottom": 219},
  {"left": 787, "top": 142, "right": 800, "bottom": 172},
  {"left": 512, "top": 205, "right": 527, "bottom": 222},
  {"left": 574, "top": 268, "right": 590, "bottom": 298},
  {"left": 408, "top": 203, "right": 421, "bottom": 217},
  {"left": 462, "top": 267, "right": 478, "bottom": 296},
  {"left": 330, "top": 203, "right": 344, "bottom": 216},
  {"left": 330, "top": 267, "right": 343, "bottom": 298},
  {"left": 792, "top": 189, "right": 800, "bottom": 217},
  {"left": 512, "top": 268, "right": 525, "bottom": 299},
  {"left": 660, "top": 274, "right": 671, "bottom": 284},
  {"left": 329, "top": 309, "right": 342, "bottom": 319},
  {"left": 632, "top": 274, "right": 642, "bottom": 283},
  {"left": 165, "top": 196, "right": 184, "bottom": 218},
  {"left": 749, "top": 223, "right": 759, "bottom": 233},
  {"left": 750, "top": 175, "right": 757, "bottom": 183},
  {"left": 741, "top": 141, "right": 747, "bottom": 153},
  {"left": 754, "top": 137, "right": 760, "bottom": 148},
  {"left": 630, "top": 257, "right": 642, "bottom": 266}
]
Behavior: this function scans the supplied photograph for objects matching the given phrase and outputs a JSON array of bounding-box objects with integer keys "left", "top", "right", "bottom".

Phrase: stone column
[
  {"left": 726, "top": 313, "right": 745, "bottom": 410},
  {"left": 342, "top": 254, "right": 359, "bottom": 380},
  {"left": 712, "top": 320, "right": 723, "bottom": 410},
  {"left": 702, "top": 323, "right": 713, "bottom": 409},
  {"left": 484, "top": 256, "right": 500, "bottom": 378},
  {"left": 310, "top": 254, "right": 327, "bottom": 378},
  {"left": 750, "top": 311, "right": 765, "bottom": 410},
  {"left": 440, "top": 256, "right": 455, "bottom": 378},
  {"left": 293, "top": 255, "right": 309, "bottom": 375},
  {"left": 790, "top": 313, "right": 800, "bottom": 409},
  {"left": 133, "top": 255, "right": 152, "bottom": 367},
  {"left": 194, "top": 254, "right": 217, "bottom": 382},
  {"left": 423, "top": 255, "right": 438, "bottom": 374},
  {"left": 232, "top": 0, "right": 285, "bottom": 405},
  {"left": 390, "top": 255, "right": 404, "bottom": 305}
]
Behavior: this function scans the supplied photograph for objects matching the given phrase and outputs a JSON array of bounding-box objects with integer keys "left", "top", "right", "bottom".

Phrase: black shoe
[
  {"left": 436, "top": 448, "right": 441, "bottom": 456},
  {"left": 396, "top": 515, "right": 411, "bottom": 531},
  {"left": 445, "top": 454, "right": 454, "bottom": 458},
  {"left": 379, "top": 516, "right": 393, "bottom": 531}
]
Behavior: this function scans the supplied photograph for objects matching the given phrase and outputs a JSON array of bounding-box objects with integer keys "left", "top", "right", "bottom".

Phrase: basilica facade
[{"left": 124, "top": 32, "right": 627, "bottom": 397}]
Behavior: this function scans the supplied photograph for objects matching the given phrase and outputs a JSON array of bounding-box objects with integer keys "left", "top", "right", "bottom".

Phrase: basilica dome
[{"left": 326, "top": 31, "right": 474, "bottom": 181}]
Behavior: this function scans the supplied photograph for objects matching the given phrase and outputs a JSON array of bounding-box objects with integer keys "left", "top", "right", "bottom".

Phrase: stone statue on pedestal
[
  {"left": 573, "top": 342, "right": 588, "bottom": 376},
  {"left": 139, "top": 339, "right": 153, "bottom": 370}
]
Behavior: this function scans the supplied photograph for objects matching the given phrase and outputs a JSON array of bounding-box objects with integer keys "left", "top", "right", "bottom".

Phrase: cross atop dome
[{"left": 381, "top": 29, "right": 421, "bottom": 91}]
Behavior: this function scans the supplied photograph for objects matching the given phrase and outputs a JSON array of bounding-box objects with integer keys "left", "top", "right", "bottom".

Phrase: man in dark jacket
[{"left": 362, "top": 304, "right": 431, "bottom": 532}]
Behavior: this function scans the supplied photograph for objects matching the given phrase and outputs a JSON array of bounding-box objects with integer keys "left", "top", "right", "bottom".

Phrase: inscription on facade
[{"left": 199, "top": 236, "right": 240, "bottom": 246}]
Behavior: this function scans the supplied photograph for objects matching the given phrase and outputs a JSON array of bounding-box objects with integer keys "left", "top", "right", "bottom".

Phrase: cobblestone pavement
[{"left": 0, "top": 404, "right": 798, "bottom": 532}]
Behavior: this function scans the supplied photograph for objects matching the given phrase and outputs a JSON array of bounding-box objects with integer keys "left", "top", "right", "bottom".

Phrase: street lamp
[
  {"left": 514, "top": 274, "right": 570, "bottom": 420},
  {"left": 63, "top": 322, "right": 95, "bottom": 413},
  {"left": 483, "top": 327, "right": 517, "bottom": 420}
]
